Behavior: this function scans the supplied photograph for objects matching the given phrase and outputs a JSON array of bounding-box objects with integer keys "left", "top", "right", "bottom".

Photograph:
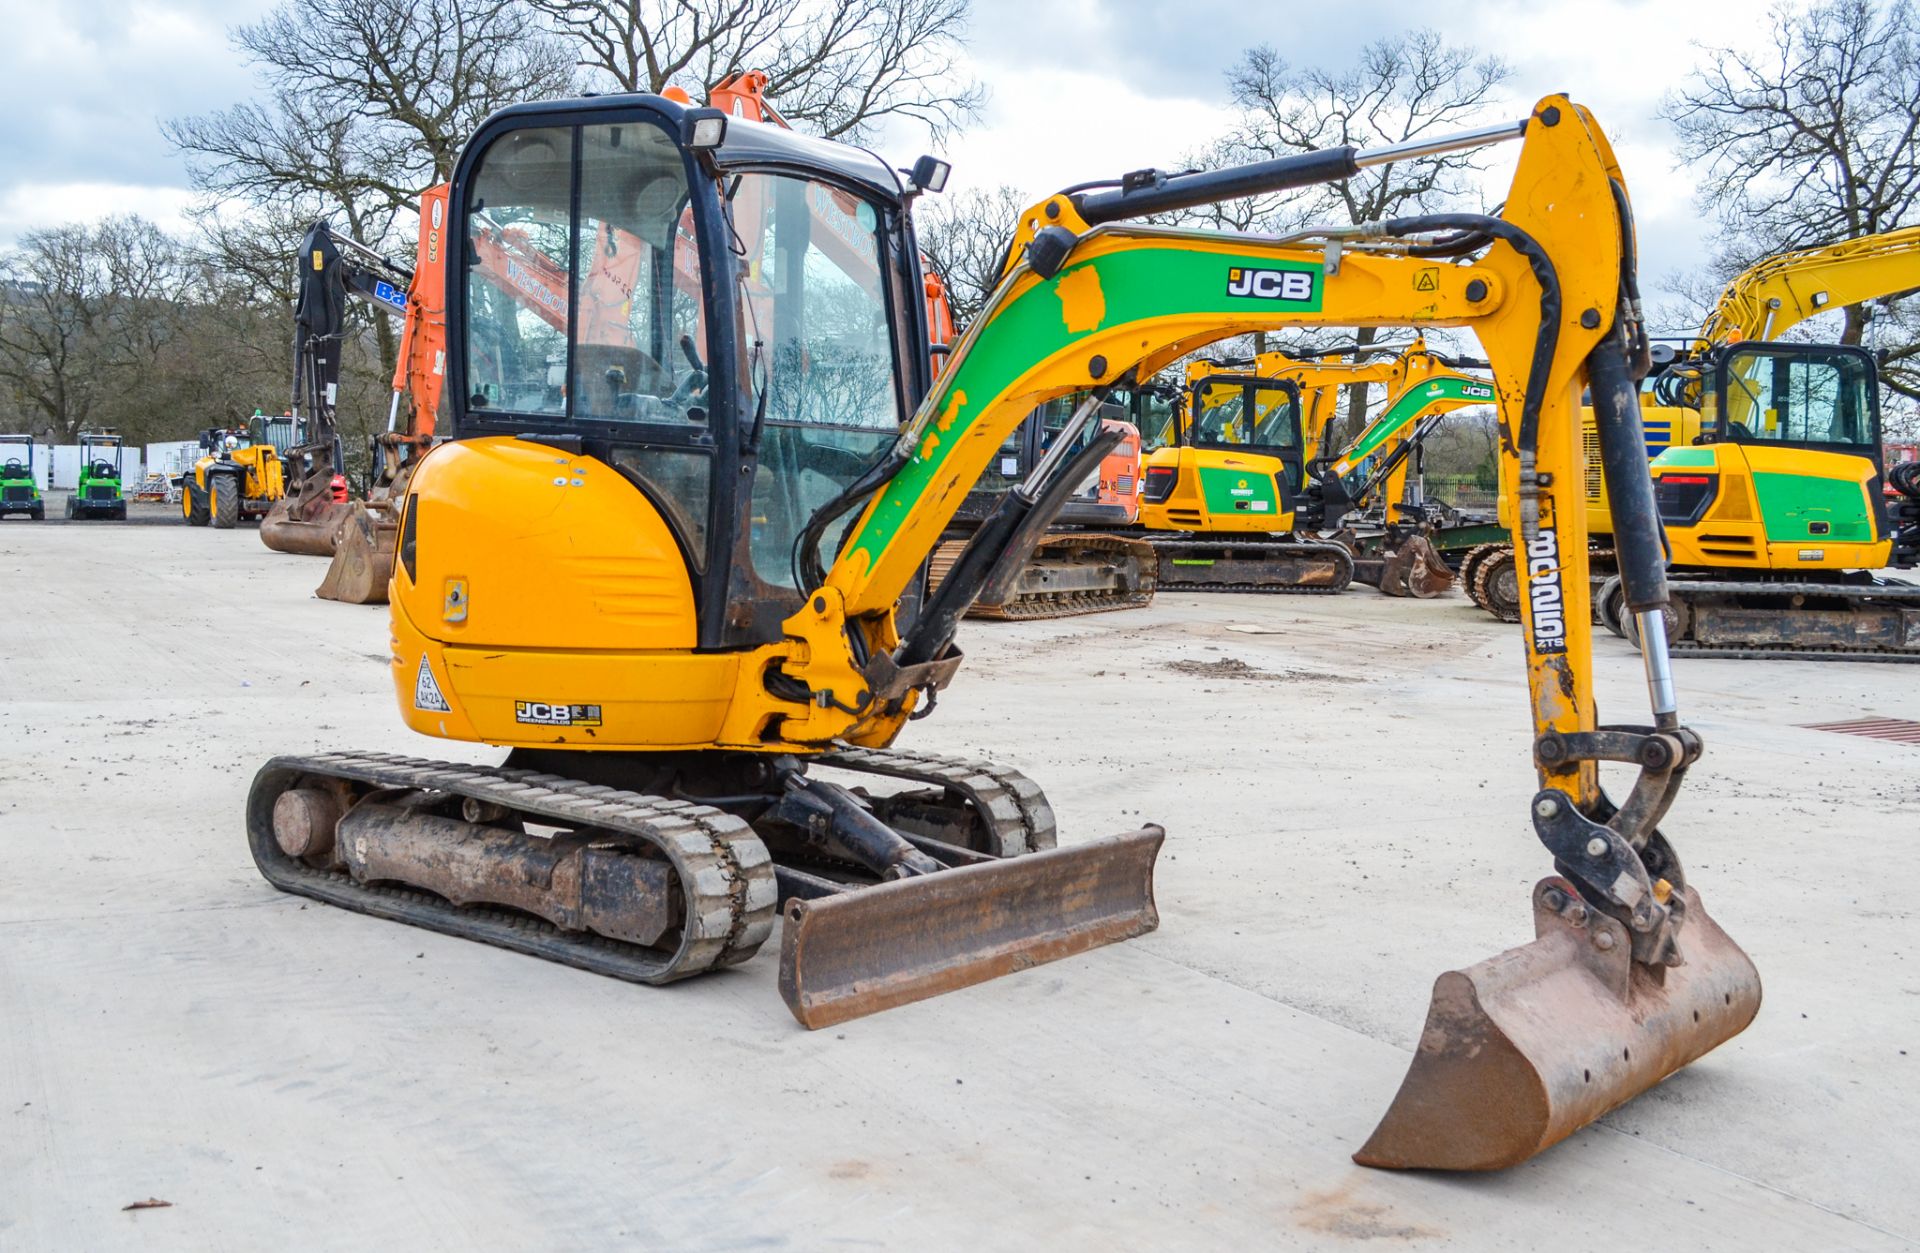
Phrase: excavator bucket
[
  {"left": 1355, "top": 876, "right": 1761, "bottom": 1171},
  {"left": 315, "top": 504, "right": 397, "bottom": 604},
  {"left": 260, "top": 497, "right": 355, "bottom": 557},
  {"left": 779, "top": 826, "right": 1164, "bottom": 1029},
  {"left": 1354, "top": 534, "right": 1455, "bottom": 599}
]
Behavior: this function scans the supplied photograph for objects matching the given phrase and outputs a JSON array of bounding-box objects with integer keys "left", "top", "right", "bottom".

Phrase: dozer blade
[
  {"left": 1356, "top": 876, "right": 1760, "bottom": 1171},
  {"left": 780, "top": 826, "right": 1164, "bottom": 1029},
  {"left": 260, "top": 497, "right": 354, "bottom": 557},
  {"left": 315, "top": 504, "right": 397, "bottom": 604}
]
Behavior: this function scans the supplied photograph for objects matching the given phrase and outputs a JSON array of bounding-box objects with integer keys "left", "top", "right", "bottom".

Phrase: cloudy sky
[{"left": 2, "top": 0, "right": 1763, "bottom": 298}]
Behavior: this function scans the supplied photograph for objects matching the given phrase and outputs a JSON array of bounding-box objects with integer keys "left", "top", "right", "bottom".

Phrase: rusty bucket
[
  {"left": 315, "top": 503, "right": 397, "bottom": 604},
  {"left": 780, "top": 826, "right": 1164, "bottom": 1029},
  {"left": 260, "top": 497, "right": 354, "bottom": 557},
  {"left": 1375, "top": 534, "right": 1455, "bottom": 599},
  {"left": 1355, "top": 876, "right": 1760, "bottom": 1171}
]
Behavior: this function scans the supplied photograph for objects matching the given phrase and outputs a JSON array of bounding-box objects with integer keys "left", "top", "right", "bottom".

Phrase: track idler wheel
[
  {"left": 1622, "top": 597, "right": 1690, "bottom": 651},
  {"left": 1356, "top": 877, "right": 1760, "bottom": 1171},
  {"left": 1469, "top": 547, "right": 1522, "bottom": 622}
]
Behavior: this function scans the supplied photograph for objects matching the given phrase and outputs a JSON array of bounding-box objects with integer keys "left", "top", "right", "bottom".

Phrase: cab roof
[{"left": 478, "top": 92, "right": 908, "bottom": 206}]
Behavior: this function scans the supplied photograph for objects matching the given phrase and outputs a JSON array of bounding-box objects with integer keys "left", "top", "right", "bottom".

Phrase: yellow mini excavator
[
  {"left": 1141, "top": 341, "right": 1495, "bottom": 595},
  {"left": 1463, "top": 225, "right": 1920, "bottom": 656},
  {"left": 247, "top": 91, "right": 1759, "bottom": 1170}
]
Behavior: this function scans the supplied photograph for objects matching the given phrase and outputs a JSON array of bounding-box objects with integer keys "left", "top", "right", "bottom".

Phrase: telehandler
[
  {"left": 247, "top": 91, "right": 1758, "bottom": 1171},
  {"left": 177, "top": 426, "right": 285, "bottom": 528}
]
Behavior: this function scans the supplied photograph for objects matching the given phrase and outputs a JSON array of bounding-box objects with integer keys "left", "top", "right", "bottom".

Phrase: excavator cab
[
  {"left": 438, "top": 105, "right": 932, "bottom": 646},
  {"left": 1641, "top": 341, "right": 1920, "bottom": 653},
  {"left": 1140, "top": 374, "right": 1306, "bottom": 530}
]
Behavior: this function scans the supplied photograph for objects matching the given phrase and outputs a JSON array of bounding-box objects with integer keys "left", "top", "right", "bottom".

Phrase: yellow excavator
[
  {"left": 1464, "top": 225, "right": 1920, "bottom": 656},
  {"left": 1137, "top": 341, "right": 1494, "bottom": 594},
  {"left": 245, "top": 91, "right": 1759, "bottom": 1170}
]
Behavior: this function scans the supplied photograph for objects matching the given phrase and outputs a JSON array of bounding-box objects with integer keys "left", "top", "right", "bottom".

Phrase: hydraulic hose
[
  {"left": 1586, "top": 329, "right": 1669, "bottom": 617},
  {"left": 1379, "top": 213, "right": 1560, "bottom": 534}
]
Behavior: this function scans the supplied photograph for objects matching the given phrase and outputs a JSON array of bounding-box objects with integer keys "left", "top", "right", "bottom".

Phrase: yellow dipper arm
[
  {"left": 1704, "top": 223, "right": 1920, "bottom": 343},
  {"left": 789, "top": 99, "right": 1635, "bottom": 817}
]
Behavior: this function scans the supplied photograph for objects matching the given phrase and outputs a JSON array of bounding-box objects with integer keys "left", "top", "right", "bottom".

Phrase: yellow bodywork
[
  {"left": 1653, "top": 442, "right": 1892, "bottom": 571},
  {"left": 1137, "top": 445, "right": 1297, "bottom": 532},
  {"left": 184, "top": 443, "right": 286, "bottom": 512},
  {"left": 393, "top": 95, "right": 1632, "bottom": 813}
]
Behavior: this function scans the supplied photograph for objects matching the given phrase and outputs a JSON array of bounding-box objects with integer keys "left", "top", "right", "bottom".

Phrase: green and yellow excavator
[
  {"left": 1464, "top": 225, "right": 1920, "bottom": 657},
  {"left": 1132, "top": 340, "right": 1494, "bottom": 594},
  {"left": 246, "top": 91, "right": 1759, "bottom": 1171}
]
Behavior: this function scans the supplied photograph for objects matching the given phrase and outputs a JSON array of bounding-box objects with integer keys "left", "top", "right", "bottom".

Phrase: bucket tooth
[
  {"left": 779, "top": 826, "right": 1164, "bottom": 1029},
  {"left": 1355, "top": 876, "right": 1760, "bottom": 1171}
]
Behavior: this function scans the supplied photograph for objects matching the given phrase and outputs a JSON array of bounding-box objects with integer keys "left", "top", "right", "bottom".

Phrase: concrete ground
[{"left": 1, "top": 514, "right": 1914, "bottom": 1250}]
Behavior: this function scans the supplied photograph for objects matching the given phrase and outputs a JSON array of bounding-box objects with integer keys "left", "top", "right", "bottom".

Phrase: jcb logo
[
  {"left": 1227, "top": 267, "right": 1315, "bottom": 302},
  {"left": 514, "top": 701, "right": 603, "bottom": 727}
]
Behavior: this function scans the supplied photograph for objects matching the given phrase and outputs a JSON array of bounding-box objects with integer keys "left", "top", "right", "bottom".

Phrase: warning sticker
[{"left": 414, "top": 655, "right": 451, "bottom": 712}]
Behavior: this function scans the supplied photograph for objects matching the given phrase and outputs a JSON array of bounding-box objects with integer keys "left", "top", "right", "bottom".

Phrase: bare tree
[
  {"left": 916, "top": 184, "right": 1027, "bottom": 326},
  {"left": 167, "top": 0, "right": 575, "bottom": 386},
  {"left": 170, "top": 0, "right": 574, "bottom": 225},
  {"left": 1663, "top": 0, "right": 1920, "bottom": 401},
  {"left": 0, "top": 218, "right": 188, "bottom": 442},
  {"left": 529, "top": 0, "right": 982, "bottom": 141},
  {"left": 1190, "top": 33, "right": 1511, "bottom": 445}
]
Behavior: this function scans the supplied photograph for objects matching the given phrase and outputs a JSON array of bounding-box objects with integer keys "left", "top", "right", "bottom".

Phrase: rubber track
[
  {"left": 248, "top": 751, "right": 779, "bottom": 983},
  {"left": 929, "top": 537, "right": 1157, "bottom": 621},
  {"left": 1135, "top": 536, "right": 1355, "bottom": 595},
  {"left": 820, "top": 745, "right": 1057, "bottom": 855},
  {"left": 1666, "top": 576, "right": 1920, "bottom": 661}
]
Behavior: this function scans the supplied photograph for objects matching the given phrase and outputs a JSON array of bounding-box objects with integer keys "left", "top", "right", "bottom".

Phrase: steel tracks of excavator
[
  {"left": 1139, "top": 535, "right": 1356, "bottom": 595},
  {"left": 1461, "top": 542, "right": 1920, "bottom": 661},
  {"left": 247, "top": 745, "right": 1062, "bottom": 984}
]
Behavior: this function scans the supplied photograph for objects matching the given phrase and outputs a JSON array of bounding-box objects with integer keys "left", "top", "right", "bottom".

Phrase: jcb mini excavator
[
  {"left": 1464, "top": 225, "right": 1920, "bottom": 657},
  {"left": 1305, "top": 353, "right": 1499, "bottom": 596},
  {"left": 247, "top": 90, "right": 1759, "bottom": 1171},
  {"left": 1132, "top": 341, "right": 1492, "bottom": 595}
]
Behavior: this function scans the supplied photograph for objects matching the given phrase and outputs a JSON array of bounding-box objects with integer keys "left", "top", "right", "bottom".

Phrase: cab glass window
[
  {"left": 1191, "top": 380, "right": 1300, "bottom": 452},
  {"left": 463, "top": 126, "right": 574, "bottom": 417},
  {"left": 731, "top": 171, "right": 906, "bottom": 589},
  {"left": 1721, "top": 347, "right": 1877, "bottom": 448},
  {"left": 572, "top": 122, "right": 708, "bottom": 425},
  {"left": 461, "top": 120, "right": 708, "bottom": 427}
]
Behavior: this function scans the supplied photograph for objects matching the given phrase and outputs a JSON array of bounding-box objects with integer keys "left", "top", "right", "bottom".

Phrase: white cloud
[{"left": 0, "top": 182, "right": 200, "bottom": 240}]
